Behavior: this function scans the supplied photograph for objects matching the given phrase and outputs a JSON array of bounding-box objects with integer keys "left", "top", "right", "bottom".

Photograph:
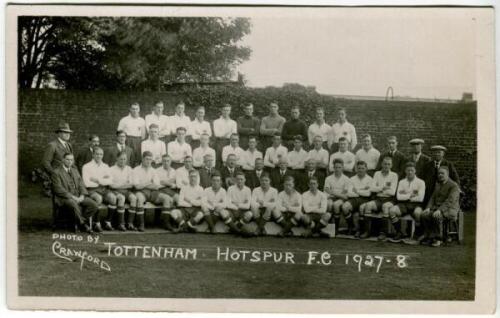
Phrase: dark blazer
[
  {"left": 51, "top": 166, "right": 88, "bottom": 206},
  {"left": 408, "top": 153, "right": 432, "bottom": 178},
  {"left": 104, "top": 144, "right": 134, "bottom": 167},
  {"left": 297, "top": 169, "right": 326, "bottom": 193},
  {"left": 199, "top": 167, "right": 219, "bottom": 189},
  {"left": 270, "top": 168, "right": 295, "bottom": 192},
  {"left": 377, "top": 150, "right": 407, "bottom": 177},
  {"left": 245, "top": 170, "right": 264, "bottom": 190},
  {"left": 221, "top": 166, "right": 243, "bottom": 189},
  {"left": 43, "top": 139, "right": 73, "bottom": 175},
  {"left": 76, "top": 146, "right": 94, "bottom": 173},
  {"left": 422, "top": 159, "right": 460, "bottom": 204},
  {"left": 426, "top": 179, "right": 460, "bottom": 216}
]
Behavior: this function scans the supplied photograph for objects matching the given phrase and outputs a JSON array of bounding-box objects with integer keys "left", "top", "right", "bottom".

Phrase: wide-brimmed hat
[{"left": 55, "top": 122, "right": 73, "bottom": 133}]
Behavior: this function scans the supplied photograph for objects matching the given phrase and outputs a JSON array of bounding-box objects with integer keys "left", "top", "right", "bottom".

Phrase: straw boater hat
[
  {"left": 55, "top": 122, "right": 73, "bottom": 134},
  {"left": 430, "top": 145, "right": 447, "bottom": 152},
  {"left": 409, "top": 138, "right": 425, "bottom": 145}
]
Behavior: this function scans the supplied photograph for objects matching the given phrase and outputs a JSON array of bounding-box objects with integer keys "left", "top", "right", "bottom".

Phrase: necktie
[
  {"left": 309, "top": 172, "right": 313, "bottom": 178},
  {"left": 435, "top": 161, "right": 439, "bottom": 169}
]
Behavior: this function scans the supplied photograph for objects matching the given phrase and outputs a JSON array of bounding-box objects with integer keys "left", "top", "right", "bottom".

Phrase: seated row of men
[{"left": 52, "top": 142, "right": 460, "bottom": 247}]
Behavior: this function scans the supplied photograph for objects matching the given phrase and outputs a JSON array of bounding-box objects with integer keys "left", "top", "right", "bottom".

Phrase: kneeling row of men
[{"left": 53, "top": 145, "right": 459, "bottom": 246}]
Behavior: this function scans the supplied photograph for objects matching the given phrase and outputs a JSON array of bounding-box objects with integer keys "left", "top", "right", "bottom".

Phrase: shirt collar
[{"left": 58, "top": 138, "right": 67, "bottom": 146}]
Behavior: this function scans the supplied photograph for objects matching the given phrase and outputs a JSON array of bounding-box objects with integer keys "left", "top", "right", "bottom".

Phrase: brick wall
[{"left": 19, "top": 88, "right": 476, "bottom": 178}]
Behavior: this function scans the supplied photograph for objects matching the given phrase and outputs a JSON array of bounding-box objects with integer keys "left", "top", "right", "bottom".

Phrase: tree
[{"left": 18, "top": 16, "right": 252, "bottom": 90}]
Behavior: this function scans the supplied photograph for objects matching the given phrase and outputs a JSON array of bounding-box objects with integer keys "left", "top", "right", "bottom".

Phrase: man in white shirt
[
  {"left": 226, "top": 171, "right": 252, "bottom": 234},
  {"left": 329, "top": 137, "right": 356, "bottom": 176},
  {"left": 240, "top": 135, "right": 263, "bottom": 172},
  {"left": 328, "top": 107, "right": 357, "bottom": 152},
  {"left": 109, "top": 151, "right": 137, "bottom": 231},
  {"left": 201, "top": 172, "right": 234, "bottom": 233},
  {"left": 355, "top": 134, "right": 381, "bottom": 177},
  {"left": 132, "top": 151, "right": 173, "bottom": 231},
  {"left": 307, "top": 135, "right": 329, "bottom": 173},
  {"left": 250, "top": 172, "right": 279, "bottom": 235},
  {"left": 287, "top": 135, "right": 308, "bottom": 173},
  {"left": 263, "top": 133, "right": 288, "bottom": 170},
  {"left": 169, "top": 101, "right": 191, "bottom": 137},
  {"left": 188, "top": 106, "right": 212, "bottom": 149},
  {"left": 155, "top": 154, "right": 178, "bottom": 201},
  {"left": 170, "top": 170, "right": 204, "bottom": 233},
  {"left": 117, "top": 102, "right": 146, "bottom": 165},
  {"left": 175, "top": 156, "right": 195, "bottom": 189},
  {"left": 307, "top": 107, "right": 331, "bottom": 148},
  {"left": 141, "top": 124, "right": 166, "bottom": 168},
  {"left": 364, "top": 156, "right": 398, "bottom": 240},
  {"left": 341, "top": 161, "right": 373, "bottom": 238},
  {"left": 222, "top": 133, "right": 245, "bottom": 167},
  {"left": 301, "top": 177, "right": 330, "bottom": 238},
  {"left": 324, "top": 158, "right": 351, "bottom": 229},
  {"left": 192, "top": 133, "right": 216, "bottom": 168},
  {"left": 82, "top": 147, "right": 115, "bottom": 231},
  {"left": 145, "top": 101, "right": 170, "bottom": 143},
  {"left": 388, "top": 161, "right": 426, "bottom": 242},
  {"left": 273, "top": 176, "right": 303, "bottom": 237},
  {"left": 213, "top": 104, "right": 237, "bottom": 168},
  {"left": 167, "top": 126, "right": 192, "bottom": 169}
]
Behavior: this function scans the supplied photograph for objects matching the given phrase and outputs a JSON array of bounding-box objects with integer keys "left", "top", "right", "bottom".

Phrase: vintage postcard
[{"left": 5, "top": 4, "right": 496, "bottom": 314}]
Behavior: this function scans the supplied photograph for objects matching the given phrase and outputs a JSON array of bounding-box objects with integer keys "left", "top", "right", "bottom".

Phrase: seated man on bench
[
  {"left": 363, "top": 156, "right": 398, "bottom": 240},
  {"left": 250, "top": 172, "right": 279, "bottom": 235},
  {"left": 132, "top": 151, "right": 174, "bottom": 232},
  {"left": 273, "top": 176, "right": 303, "bottom": 237},
  {"left": 301, "top": 176, "right": 330, "bottom": 238},
  {"left": 172, "top": 169, "right": 204, "bottom": 232},
  {"left": 420, "top": 166, "right": 460, "bottom": 247},
  {"left": 202, "top": 172, "right": 236, "bottom": 234},
  {"left": 324, "top": 158, "right": 350, "bottom": 231}
]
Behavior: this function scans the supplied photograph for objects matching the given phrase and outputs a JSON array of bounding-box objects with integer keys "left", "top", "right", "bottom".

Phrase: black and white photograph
[{"left": 5, "top": 3, "right": 496, "bottom": 314}]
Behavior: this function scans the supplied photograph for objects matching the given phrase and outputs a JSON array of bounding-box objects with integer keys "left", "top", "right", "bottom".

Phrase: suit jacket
[
  {"left": 245, "top": 170, "right": 264, "bottom": 190},
  {"left": 221, "top": 166, "right": 243, "bottom": 189},
  {"left": 270, "top": 168, "right": 295, "bottom": 192},
  {"left": 104, "top": 144, "right": 134, "bottom": 167},
  {"left": 376, "top": 150, "right": 407, "bottom": 177},
  {"left": 422, "top": 158, "right": 460, "bottom": 203},
  {"left": 42, "top": 139, "right": 73, "bottom": 175},
  {"left": 426, "top": 179, "right": 460, "bottom": 216},
  {"left": 199, "top": 167, "right": 219, "bottom": 189},
  {"left": 410, "top": 153, "right": 432, "bottom": 178},
  {"left": 297, "top": 169, "right": 326, "bottom": 193},
  {"left": 76, "top": 146, "right": 94, "bottom": 173},
  {"left": 51, "top": 166, "right": 88, "bottom": 206}
]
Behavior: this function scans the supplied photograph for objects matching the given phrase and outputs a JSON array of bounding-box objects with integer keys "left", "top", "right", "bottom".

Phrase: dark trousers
[
  {"left": 214, "top": 138, "right": 230, "bottom": 168},
  {"left": 60, "top": 197, "right": 99, "bottom": 225},
  {"left": 126, "top": 136, "right": 143, "bottom": 166}
]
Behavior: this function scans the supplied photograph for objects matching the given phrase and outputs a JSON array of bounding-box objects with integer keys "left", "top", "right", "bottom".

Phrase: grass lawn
[{"left": 17, "top": 178, "right": 476, "bottom": 300}]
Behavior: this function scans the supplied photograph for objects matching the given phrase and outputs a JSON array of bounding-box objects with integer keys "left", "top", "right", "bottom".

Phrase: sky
[{"left": 237, "top": 11, "right": 477, "bottom": 99}]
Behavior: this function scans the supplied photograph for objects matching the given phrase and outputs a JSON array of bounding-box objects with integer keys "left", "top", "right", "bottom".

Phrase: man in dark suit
[
  {"left": 221, "top": 154, "right": 242, "bottom": 189},
  {"left": 51, "top": 152, "right": 102, "bottom": 233},
  {"left": 376, "top": 136, "right": 407, "bottom": 178},
  {"left": 408, "top": 138, "right": 431, "bottom": 179},
  {"left": 271, "top": 157, "right": 294, "bottom": 192},
  {"left": 245, "top": 157, "right": 265, "bottom": 190},
  {"left": 43, "top": 122, "right": 74, "bottom": 175},
  {"left": 76, "top": 134, "right": 100, "bottom": 173},
  {"left": 198, "top": 153, "right": 218, "bottom": 189},
  {"left": 104, "top": 130, "right": 135, "bottom": 167},
  {"left": 421, "top": 166, "right": 461, "bottom": 247},
  {"left": 422, "top": 145, "right": 460, "bottom": 205},
  {"left": 298, "top": 159, "right": 326, "bottom": 193}
]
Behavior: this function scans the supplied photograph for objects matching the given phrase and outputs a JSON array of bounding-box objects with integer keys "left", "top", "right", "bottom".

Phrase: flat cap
[
  {"left": 430, "top": 145, "right": 447, "bottom": 151},
  {"left": 409, "top": 138, "right": 425, "bottom": 145}
]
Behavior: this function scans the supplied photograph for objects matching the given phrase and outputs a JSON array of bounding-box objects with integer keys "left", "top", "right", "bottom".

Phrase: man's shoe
[
  {"left": 104, "top": 222, "right": 114, "bottom": 231},
  {"left": 377, "top": 233, "right": 387, "bottom": 241},
  {"left": 360, "top": 231, "right": 370, "bottom": 239},
  {"left": 388, "top": 232, "right": 403, "bottom": 243},
  {"left": 117, "top": 224, "right": 127, "bottom": 232},
  {"left": 354, "top": 231, "right": 361, "bottom": 239},
  {"left": 93, "top": 223, "right": 103, "bottom": 233},
  {"left": 81, "top": 223, "right": 93, "bottom": 233},
  {"left": 431, "top": 239, "right": 442, "bottom": 247},
  {"left": 126, "top": 223, "right": 137, "bottom": 231}
]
